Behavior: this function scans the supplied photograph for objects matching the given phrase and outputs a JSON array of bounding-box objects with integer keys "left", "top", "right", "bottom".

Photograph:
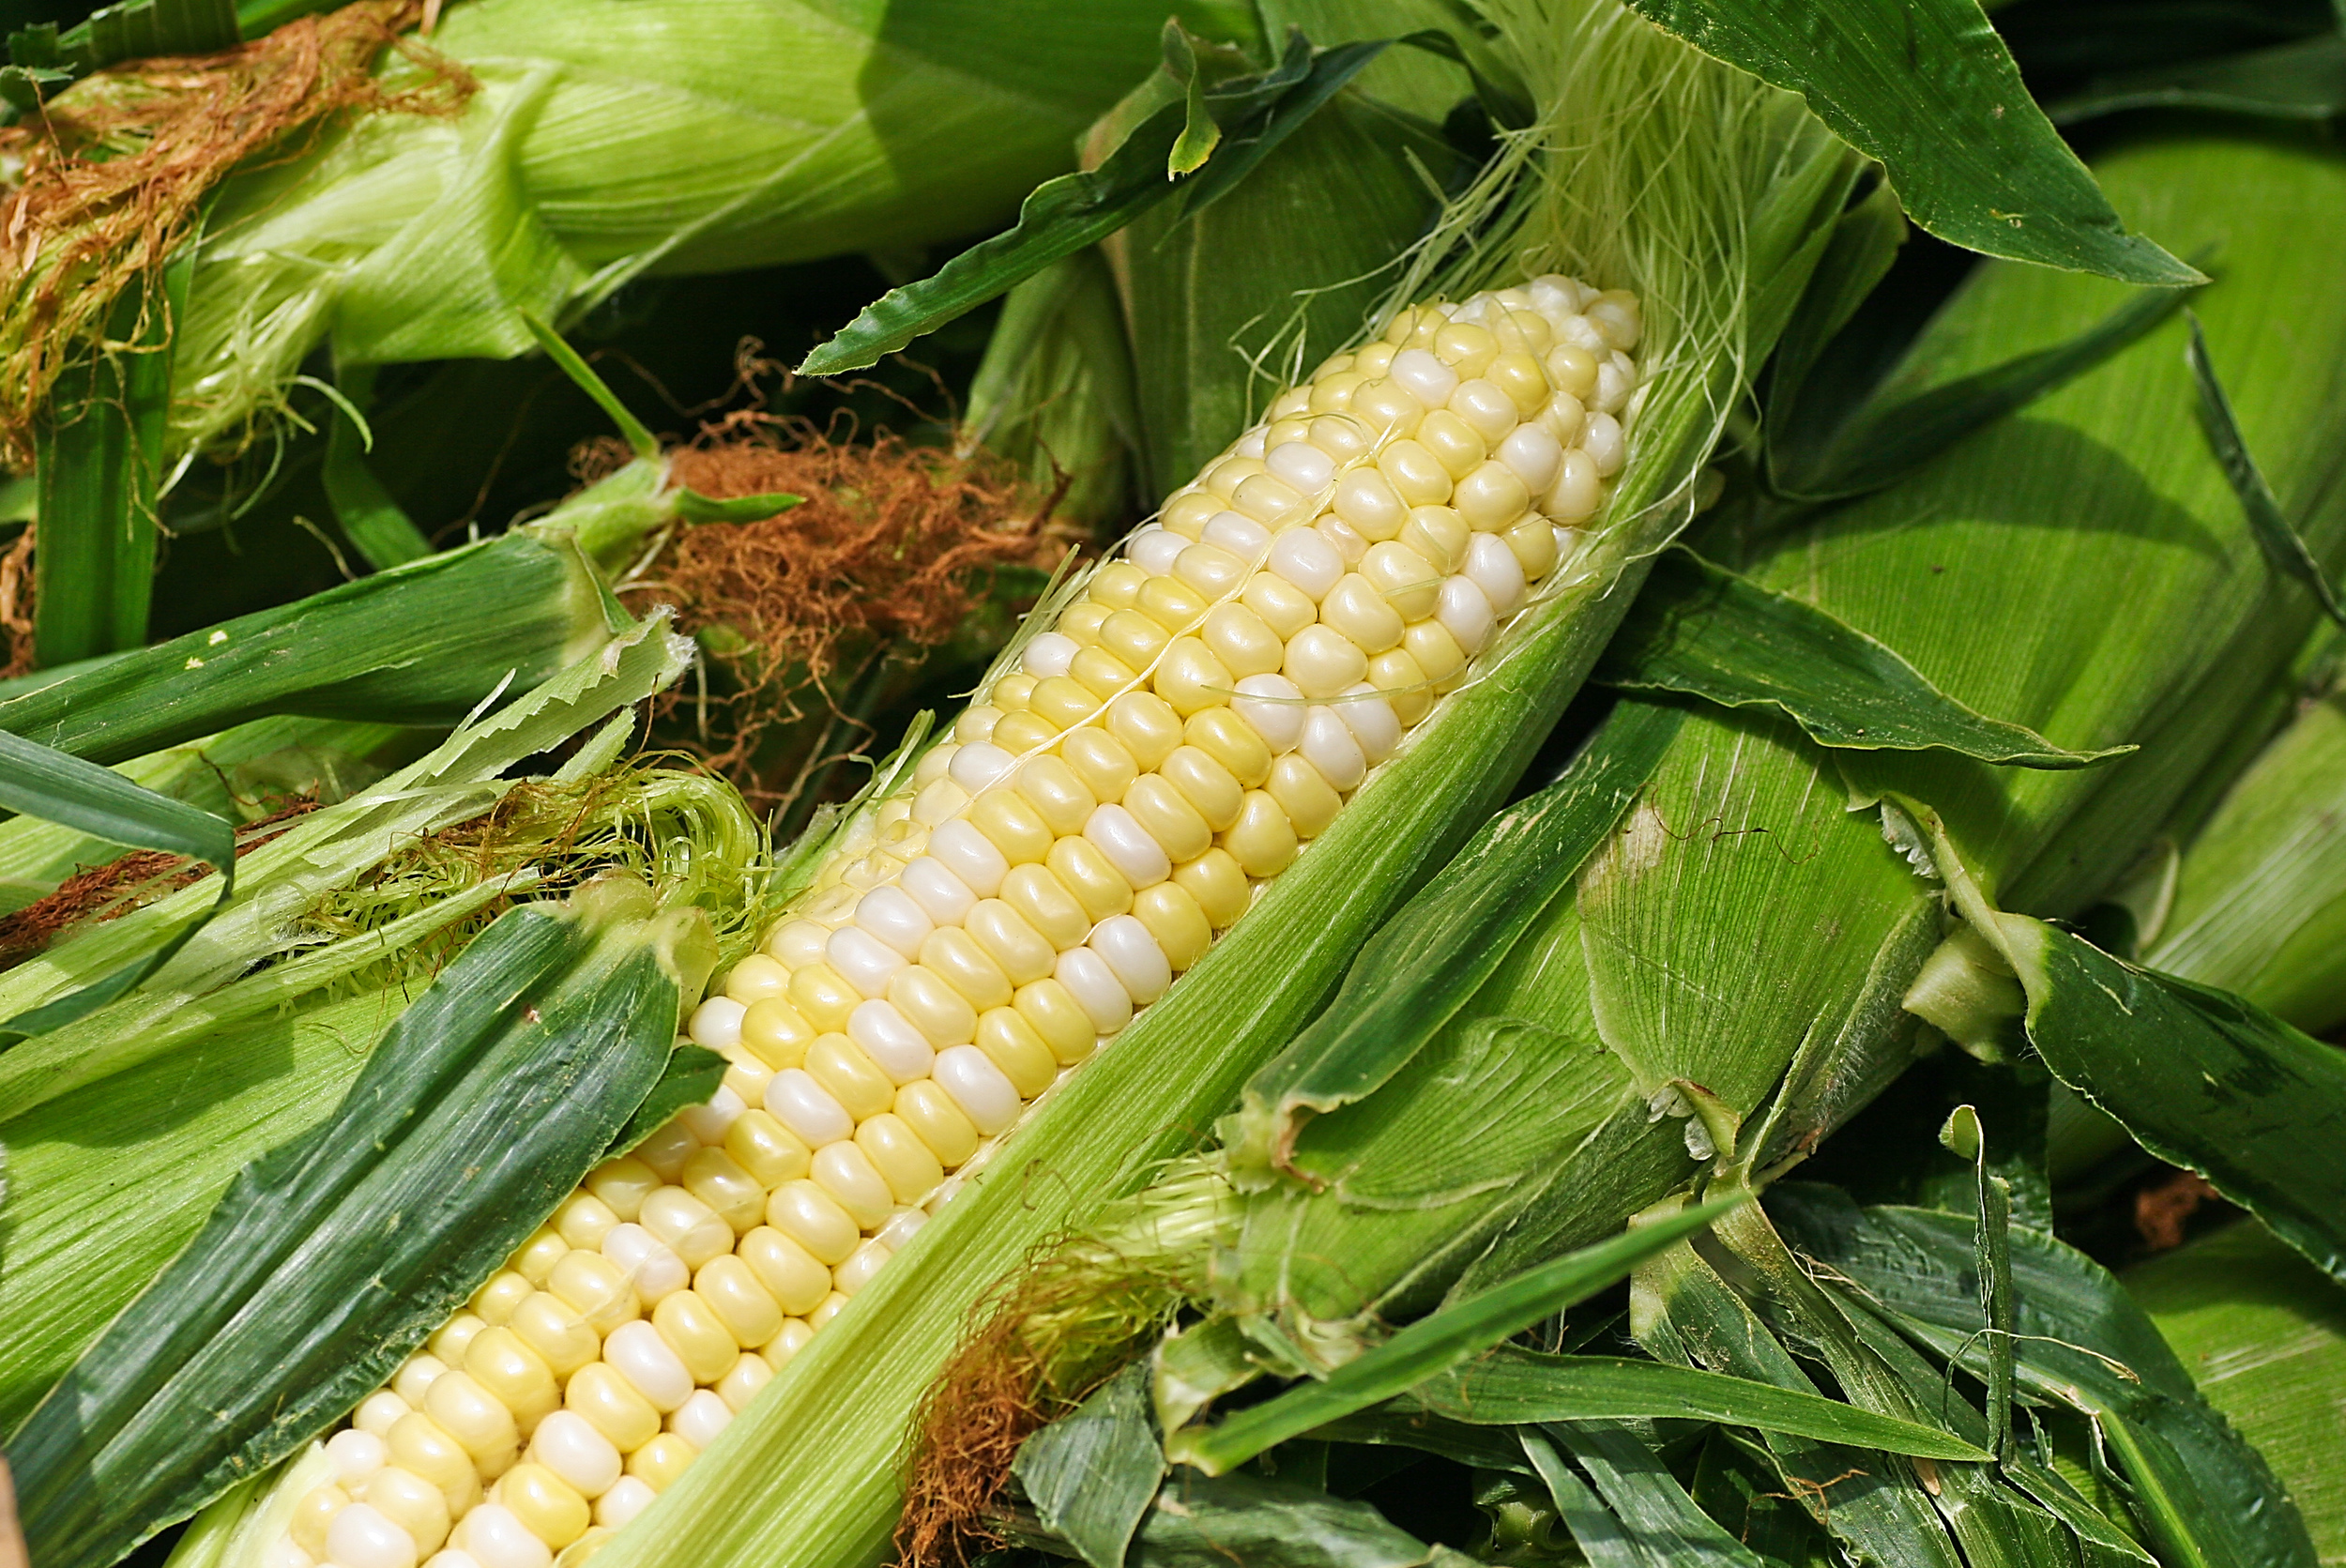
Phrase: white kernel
[
  {"left": 933, "top": 1045, "right": 1024, "bottom": 1134},
  {"left": 852, "top": 886, "right": 933, "bottom": 958},
  {"left": 678, "top": 1085, "right": 744, "bottom": 1145},
  {"left": 1301, "top": 708, "right": 1368, "bottom": 792},
  {"left": 1466, "top": 533, "right": 1528, "bottom": 616},
  {"left": 1268, "top": 529, "right": 1342, "bottom": 600},
  {"left": 353, "top": 1392, "right": 411, "bottom": 1439},
  {"left": 1234, "top": 427, "right": 1269, "bottom": 459},
  {"left": 263, "top": 1540, "right": 316, "bottom": 1568},
  {"left": 1083, "top": 804, "right": 1171, "bottom": 890},
  {"left": 389, "top": 1356, "right": 444, "bottom": 1409},
  {"left": 594, "top": 1478, "right": 656, "bottom": 1530},
  {"left": 1316, "top": 515, "right": 1369, "bottom": 567},
  {"left": 901, "top": 856, "right": 979, "bottom": 925},
  {"left": 423, "top": 1553, "right": 482, "bottom": 1568},
  {"left": 846, "top": 999, "right": 937, "bottom": 1082},
  {"left": 1090, "top": 916, "right": 1173, "bottom": 1006},
  {"left": 1588, "top": 296, "right": 1642, "bottom": 350},
  {"left": 1592, "top": 357, "right": 1631, "bottom": 415},
  {"left": 717, "top": 1351, "right": 773, "bottom": 1412},
  {"left": 876, "top": 1208, "right": 929, "bottom": 1250},
  {"left": 1056, "top": 947, "right": 1134, "bottom": 1034},
  {"left": 1233, "top": 673, "right": 1307, "bottom": 752},
  {"left": 1020, "top": 632, "right": 1079, "bottom": 679},
  {"left": 1335, "top": 684, "right": 1402, "bottom": 762},
  {"left": 913, "top": 743, "right": 958, "bottom": 788},
  {"left": 604, "top": 1321, "right": 695, "bottom": 1412},
  {"left": 528, "top": 1410, "right": 622, "bottom": 1499},
  {"left": 1437, "top": 576, "right": 1497, "bottom": 653},
  {"left": 764, "top": 1070, "right": 854, "bottom": 1148},
  {"left": 833, "top": 1238, "right": 893, "bottom": 1296},
  {"left": 1265, "top": 441, "right": 1334, "bottom": 494},
  {"left": 602, "top": 1224, "right": 690, "bottom": 1304},
  {"left": 325, "top": 1428, "right": 388, "bottom": 1487},
  {"left": 1202, "top": 510, "right": 1271, "bottom": 558},
  {"left": 952, "top": 743, "right": 1019, "bottom": 795},
  {"left": 685, "top": 997, "right": 746, "bottom": 1052},
  {"left": 1529, "top": 274, "right": 1586, "bottom": 313},
  {"left": 928, "top": 821, "right": 1010, "bottom": 898},
  {"left": 670, "top": 1389, "right": 733, "bottom": 1449},
  {"left": 1128, "top": 526, "right": 1187, "bottom": 575},
  {"left": 453, "top": 1504, "right": 550, "bottom": 1568},
  {"left": 827, "top": 925, "right": 908, "bottom": 995},
  {"left": 1390, "top": 347, "right": 1460, "bottom": 406},
  {"left": 1560, "top": 314, "right": 1608, "bottom": 353},
  {"left": 1583, "top": 411, "right": 1625, "bottom": 477},
  {"left": 326, "top": 1502, "right": 418, "bottom": 1568},
  {"left": 1497, "top": 423, "right": 1563, "bottom": 495}
]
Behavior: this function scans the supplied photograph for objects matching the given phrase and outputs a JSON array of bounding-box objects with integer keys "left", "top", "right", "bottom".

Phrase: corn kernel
[
  {"left": 1105, "top": 692, "right": 1182, "bottom": 769},
  {"left": 889, "top": 964, "right": 980, "bottom": 1047},
  {"left": 423, "top": 1370, "right": 518, "bottom": 1465},
  {"left": 627, "top": 1433, "right": 696, "bottom": 1492},
  {"left": 1045, "top": 835, "right": 1133, "bottom": 920},
  {"left": 737, "top": 1226, "right": 831, "bottom": 1317},
  {"left": 896, "top": 1079, "right": 981, "bottom": 1167},
  {"left": 509, "top": 1294, "right": 601, "bottom": 1380},
  {"left": 739, "top": 997, "right": 816, "bottom": 1070},
  {"left": 810, "top": 1139, "right": 895, "bottom": 1230},
  {"left": 497, "top": 1462, "right": 589, "bottom": 1548},
  {"left": 1175, "top": 849, "right": 1251, "bottom": 929},
  {"left": 723, "top": 1110, "right": 811, "bottom": 1190},
  {"left": 767, "top": 1180, "right": 859, "bottom": 1265},
  {"left": 855, "top": 1112, "right": 945, "bottom": 1203},
  {"left": 361, "top": 1465, "right": 451, "bottom": 1553},
  {"left": 565, "top": 1364, "right": 661, "bottom": 1454},
  {"left": 465, "top": 1328, "right": 558, "bottom": 1434},
  {"left": 681, "top": 1146, "right": 765, "bottom": 1235},
  {"left": 1013, "top": 979, "right": 1097, "bottom": 1065},
  {"left": 787, "top": 964, "right": 861, "bottom": 1032},
  {"left": 966, "top": 899, "right": 1056, "bottom": 985},
  {"left": 975, "top": 1008, "right": 1059, "bottom": 1097},
  {"left": 805, "top": 1034, "right": 894, "bottom": 1121},
  {"left": 509, "top": 1229, "right": 567, "bottom": 1288},
  {"left": 1133, "top": 882, "right": 1213, "bottom": 971},
  {"left": 1060, "top": 727, "right": 1138, "bottom": 802},
  {"left": 546, "top": 1251, "right": 638, "bottom": 1335},
  {"left": 652, "top": 1290, "right": 739, "bottom": 1384},
  {"left": 389, "top": 1414, "right": 483, "bottom": 1514}
]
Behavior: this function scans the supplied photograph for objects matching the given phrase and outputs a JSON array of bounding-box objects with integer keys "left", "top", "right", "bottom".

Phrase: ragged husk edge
[{"left": 891, "top": 5, "right": 1853, "bottom": 1560}]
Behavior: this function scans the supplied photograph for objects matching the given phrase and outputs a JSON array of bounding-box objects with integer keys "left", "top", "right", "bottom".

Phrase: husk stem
[
  {"left": 588, "top": 5, "right": 1863, "bottom": 1564},
  {"left": 931, "top": 126, "right": 2346, "bottom": 1519}
]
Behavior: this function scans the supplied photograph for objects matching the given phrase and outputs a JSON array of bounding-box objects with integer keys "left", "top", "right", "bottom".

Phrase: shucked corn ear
[{"left": 257, "top": 275, "right": 1642, "bottom": 1568}]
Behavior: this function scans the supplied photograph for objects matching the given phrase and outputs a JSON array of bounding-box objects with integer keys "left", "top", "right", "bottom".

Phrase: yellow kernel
[
  {"left": 1400, "top": 506, "right": 1470, "bottom": 573},
  {"left": 653, "top": 1290, "right": 740, "bottom": 1384},
  {"left": 739, "top": 997, "right": 816, "bottom": 1070},
  {"left": 1546, "top": 343, "right": 1599, "bottom": 399},
  {"left": 627, "top": 1433, "right": 697, "bottom": 1492},
  {"left": 1153, "top": 637, "right": 1235, "bottom": 718},
  {"left": 547, "top": 1252, "right": 639, "bottom": 1335},
  {"left": 1242, "top": 571, "right": 1319, "bottom": 638},
  {"left": 1268, "top": 754, "right": 1345, "bottom": 837},
  {"left": 1013, "top": 979, "right": 1098, "bottom": 1065},
  {"left": 1308, "top": 370, "right": 1363, "bottom": 413},
  {"left": 1134, "top": 883, "right": 1213, "bottom": 971},
  {"left": 1546, "top": 448, "right": 1602, "bottom": 522},
  {"left": 856, "top": 1113, "right": 945, "bottom": 1203},
  {"left": 465, "top": 1326, "right": 558, "bottom": 1432},
  {"left": 721, "top": 953, "right": 790, "bottom": 1005},
  {"left": 1002, "top": 863, "right": 1091, "bottom": 950},
  {"left": 682, "top": 1146, "right": 765, "bottom": 1235},
  {"left": 953, "top": 706, "right": 1003, "bottom": 745},
  {"left": 1160, "top": 491, "right": 1219, "bottom": 535},
  {"left": 1175, "top": 848, "right": 1252, "bottom": 929},
  {"left": 1046, "top": 835, "right": 1134, "bottom": 921},
  {"left": 1160, "top": 745, "right": 1244, "bottom": 832},
  {"left": 632, "top": 1121, "right": 697, "bottom": 1183},
  {"left": 969, "top": 789, "right": 1055, "bottom": 866},
  {"left": 1416, "top": 409, "right": 1487, "bottom": 479},
  {"left": 1351, "top": 378, "right": 1424, "bottom": 442},
  {"left": 1137, "top": 575, "right": 1210, "bottom": 632},
  {"left": 1504, "top": 515, "right": 1560, "bottom": 577},
  {"left": 1435, "top": 321, "right": 1499, "bottom": 375},
  {"left": 1221, "top": 791, "right": 1300, "bottom": 877},
  {"left": 473, "top": 1271, "right": 534, "bottom": 1329},
  {"left": 767, "top": 1180, "right": 859, "bottom": 1266},
  {"left": 1091, "top": 561, "right": 1149, "bottom": 607},
  {"left": 724, "top": 1110, "right": 811, "bottom": 1190},
  {"left": 811, "top": 1140, "right": 895, "bottom": 1229},
  {"left": 890, "top": 964, "right": 979, "bottom": 1047},
  {"left": 1487, "top": 349, "right": 1551, "bottom": 416},
  {"left": 362, "top": 1466, "right": 452, "bottom": 1553},
  {"left": 1383, "top": 305, "right": 1431, "bottom": 344},
  {"left": 767, "top": 1320, "right": 815, "bottom": 1370},
  {"left": 919, "top": 927, "right": 1013, "bottom": 1011},
  {"left": 1059, "top": 601, "right": 1110, "bottom": 646},
  {"left": 1501, "top": 308, "right": 1555, "bottom": 355},
  {"left": 975, "top": 1008, "right": 1059, "bottom": 1098},
  {"left": 967, "top": 899, "right": 1057, "bottom": 984},
  {"left": 1353, "top": 342, "right": 1397, "bottom": 377},
  {"left": 1318, "top": 575, "right": 1406, "bottom": 654},
  {"left": 1201, "top": 602, "right": 1284, "bottom": 679},
  {"left": 553, "top": 1194, "right": 618, "bottom": 1254},
  {"left": 1361, "top": 542, "right": 1441, "bottom": 622},
  {"left": 1070, "top": 645, "right": 1140, "bottom": 700},
  {"left": 805, "top": 1034, "right": 894, "bottom": 1121},
  {"left": 1203, "top": 456, "right": 1265, "bottom": 499},
  {"left": 510, "top": 1292, "right": 602, "bottom": 1379},
  {"left": 807, "top": 1292, "right": 851, "bottom": 1331},
  {"left": 1230, "top": 473, "right": 1306, "bottom": 528},
  {"left": 1014, "top": 755, "right": 1095, "bottom": 835},
  {"left": 289, "top": 1484, "right": 346, "bottom": 1557},
  {"left": 1404, "top": 620, "right": 1468, "bottom": 686},
  {"left": 992, "top": 672, "right": 1037, "bottom": 712},
  {"left": 738, "top": 1227, "right": 831, "bottom": 1317},
  {"left": 1451, "top": 377, "right": 1520, "bottom": 442},
  {"left": 1378, "top": 440, "right": 1453, "bottom": 507},
  {"left": 389, "top": 1413, "right": 483, "bottom": 1514},
  {"left": 1178, "top": 543, "right": 1251, "bottom": 603},
  {"left": 1184, "top": 708, "right": 1272, "bottom": 788},
  {"left": 1368, "top": 647, "right": 1433, "bottom": 725},
  {"left": 896, "top": 1079, "right": 981, "bottom": 1168},
  {"left": 510, "top": 1229, "right": 567, "bottom": 1287},
  {"left": 1123, "top": 774, "right": 1213, "bottom": 863},
  {"left": 1060, "top": 726, "right": 1138, "bottom": 802},
  {"left": 718, "top": 1351, "right": 773, "bottom": 1412},
  {"left": 424, "top": 1369, "right": 518, "bottom": 1464},
  {"left": 1455, "top": 460, "right": 1531, "bottom": 530},
  {"left": 991, "top": 711, "right": 1059, "bottom": 754},
  {"left": 1029, "top": 675, "right": 1104, "bottom": 729},
  {"left": 1332, "top": 466, "right": 1410, "bottom": 541},
  {"left": 695, "top": 1256, "right": 785, "bottom": 1348},
  {"left": 787, "top": 964, "right": 861, "bottom": 1033},
  {"left": 430, "top": 1315, "right": 486, "bottom": 1366},
  {"left": 567, "top": 1364, "right": 661, "bottom": 1454},
  {"left": 1099, "top": 608, "right": 1172, "bottom": 668},
  {"left": 499, "top": 1462, "right": 590, "bottom": 1548},
  {"left": 586, "top": 1157, "right": 660, "bottom": 1225}
]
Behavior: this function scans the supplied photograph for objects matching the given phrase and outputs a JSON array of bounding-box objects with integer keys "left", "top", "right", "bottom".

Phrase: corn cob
[{"left": 253, "top": 276, "right": 1643, "bottom": 1568}]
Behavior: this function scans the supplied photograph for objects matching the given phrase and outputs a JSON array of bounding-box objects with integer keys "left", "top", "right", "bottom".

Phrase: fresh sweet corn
[{"left": 261, "top": 275, "right": 1640, "bottom": 1568}]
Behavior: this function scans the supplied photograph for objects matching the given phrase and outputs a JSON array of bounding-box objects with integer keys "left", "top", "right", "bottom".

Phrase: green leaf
[
  {"left": 1764, "top": 176, "right": 1908, "bottom": 455},
  {"left": 671, "top": 489, "right": 802, "bottom": 525},
  {"left": 1771, "top": 280, "right": 2195, "bottom": 504},
  {"left": 8, "top": 895, "right": 690, "bottom": 1564},
  {"left": 1165, "top": 23, "right": 1222, "bottom": 176},
  {"left": 32, "top": 0, "right": 235, "bottom": 74},
  {"left": 1404, "top": 1350, "right": 1988, "bottom": 1460},
  {"left": 1598, "top": 552, "right": 2125, "bottom": 769},
  {"left": 0, "top": 727, "right": 236, "bottom": 1047},
  {"left": 1616, "top": 0, "right": 2202, "bottom": 286},
  {"left": 1169, "top": 1198, "right": 1743, "bottom": 1473},
  {"left": 1164, "top": 38, "right": 1394, "bottom": 224},
  {"left": 319, "top": 367, "right": 432, "bottom": 571},
  {"left": 2049, "top": 35, "right": 2346, "bottom": 125},
  {"left": 1534, "top": 1423, "right": 1762, "bottom": 1568},
  {"left": 520, "top": 312, "right": 657, "bottom": 460},
  {"left": 1232, "top": 700, "right": 1682, "bottom": 1180},
  {"left": 1013, "top": 1362, "right": 1167, "bottom": 1568},
  {"left": 603, "top": 1043, "right": 725, "bottom": 1160},
  {"left": 2186, "top": 311, "right": 2346, "bottom": 631},
  {"left": 1122, "top": 1469, "right": 1468, "bottom": 1568}
]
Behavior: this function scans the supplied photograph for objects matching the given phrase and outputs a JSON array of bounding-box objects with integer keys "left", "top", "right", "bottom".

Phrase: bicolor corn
[{"left": 265, "top": 274, "right": 1642, "bottom": 1568}]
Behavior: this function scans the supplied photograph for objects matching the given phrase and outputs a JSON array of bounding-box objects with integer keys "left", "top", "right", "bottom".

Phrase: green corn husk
[
  {"left": 949, "top": 127, "right": 2346, "bottom": 1488},
  {"left": 2128, "top": 1222, "right": 2346, "bottom": 1564},
  {"left": 961, "top": 251, "right": 1141, "bottom": 529},
  {"left": 572, "top": 6, "right": 1863, "bottom": 1563},
  {"left": 104, "top": 0, "right": 1188, "bottom": 460}
]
